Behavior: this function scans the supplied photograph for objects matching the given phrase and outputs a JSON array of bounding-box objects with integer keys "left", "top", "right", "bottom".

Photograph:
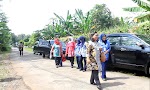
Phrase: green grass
[
  {"left": 24, "top": 47, "right": 33, "bottom": 52},
  {"left": 0, "top": 51, "right": 10, "bottom": 79}
]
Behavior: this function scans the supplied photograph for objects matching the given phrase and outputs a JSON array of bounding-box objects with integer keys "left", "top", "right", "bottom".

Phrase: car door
[
  {"left": 107, "top": 36, "right": 121, "bottom": 64},
  {"left": 119, "top": 36, "right": 142, "bottom": 66}
]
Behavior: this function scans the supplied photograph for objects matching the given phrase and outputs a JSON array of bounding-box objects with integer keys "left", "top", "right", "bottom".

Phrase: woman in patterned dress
[{"left": 86, "top": 32, "right": 102, "bottom": 90}]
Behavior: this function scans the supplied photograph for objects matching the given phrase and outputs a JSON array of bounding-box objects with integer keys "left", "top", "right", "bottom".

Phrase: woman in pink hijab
[{"left": 65, "top": 37, "right": 75, "bottom": 68}]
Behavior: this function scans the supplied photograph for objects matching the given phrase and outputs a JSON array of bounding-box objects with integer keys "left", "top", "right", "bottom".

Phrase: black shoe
[
  {"left": 80, "top": 69, "right": 83, "bottom": 71},
  {"left": 83, "top": 70, "right": 86, "bottom": 72},
  {"left": 97, "top": 85, "right": 102, "bottom": 90},
  {"left": 71, "top": 66, "right": 73, "bottom": 68},
  {"left": 77, "top": 67, "right": 79, "bottom": 69},
  {"left": 90, "top": 83, "right": 96, "bottom": 85}
]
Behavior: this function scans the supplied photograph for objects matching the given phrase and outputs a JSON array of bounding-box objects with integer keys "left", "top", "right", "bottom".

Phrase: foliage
[
  {"left": 0, "top": 12, "right": 11, "bottom": 51},
  {"left": 123, "top": 0, "right": 150, "bottom": 22}
]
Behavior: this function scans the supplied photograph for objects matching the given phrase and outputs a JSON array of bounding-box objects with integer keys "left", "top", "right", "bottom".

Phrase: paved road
[{"left": 10, "top": 48, "right": 150, "bottom": 90}]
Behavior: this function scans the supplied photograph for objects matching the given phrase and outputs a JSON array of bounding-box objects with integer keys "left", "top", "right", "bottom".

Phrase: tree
[
  {"left": 90, "top": 4, "right": 114, "bottom": 30},
  {"left": 73, "top": 9, "right": 92, "bottom": 34},
  {"left": 0, "top": 12, "right": 11, "bottom": 51},
  {"left": 123, "top": 0, "right": 150, "bottom": 22}
]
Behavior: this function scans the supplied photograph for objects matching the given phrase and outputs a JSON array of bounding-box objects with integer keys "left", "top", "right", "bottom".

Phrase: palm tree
[{"left": 123, "top": 0, "right": 150, "bottom": 22}]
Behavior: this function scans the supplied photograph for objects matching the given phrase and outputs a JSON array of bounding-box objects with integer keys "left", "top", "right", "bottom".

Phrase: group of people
[{"left": 50, "top": 32, "right": 111, "bottom": 90}]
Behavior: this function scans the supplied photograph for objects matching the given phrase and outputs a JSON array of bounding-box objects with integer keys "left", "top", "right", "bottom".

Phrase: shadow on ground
[
  {"left": 107, "top": 67, "right": 150, "bottom": 78},
  {"left": 0, "top": 77, "right": 22, "bottom": 82}
]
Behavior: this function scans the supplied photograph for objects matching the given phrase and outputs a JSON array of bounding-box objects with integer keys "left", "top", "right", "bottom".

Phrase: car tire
[
  {"left": 111, "top": 54, "right": 115, "bottom": 64},
  {"left": 43, "top": 53, "right": 45, "bottom": 58},
  {"left": 39, "top": 53, "right": 42, "bottom": 55},
  {"left": 146, "top": 63, "right": 150, "bottom": 76}
]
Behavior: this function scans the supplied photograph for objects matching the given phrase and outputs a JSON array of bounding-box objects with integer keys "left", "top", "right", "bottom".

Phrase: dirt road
[{"left": 8, "top": 48, "right": 150, "bottom": 90}]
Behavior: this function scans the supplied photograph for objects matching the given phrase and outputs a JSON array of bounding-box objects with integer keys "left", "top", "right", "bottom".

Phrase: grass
[
  {"left": 24, "top": 47, "right": 33, "bottom": 52},
  {"left": 0, "top": 51, "right": 11, "bottom": 80}
]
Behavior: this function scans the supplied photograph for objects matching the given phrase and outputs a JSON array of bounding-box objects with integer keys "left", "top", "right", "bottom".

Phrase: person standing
[
  {"left": 99, "top": 34, "right": 111, "bottom": 81},
  {"left": 50, "top": 38, "right": 62, "bottom": 68},
  {"left": 75, "top": 38, "right": 81, "bottom": 69},
  {"left": 18, "top": 42, "right": 24, "bottom": 56},
  {"left": 65, "top": 36, "right": 75, "bottom": 68},
  {"left": 86, "top": 32, "right": 102, "bottom": 90},
  {"left": 79, "top": 36, "right": 87, "bottom": 72}
]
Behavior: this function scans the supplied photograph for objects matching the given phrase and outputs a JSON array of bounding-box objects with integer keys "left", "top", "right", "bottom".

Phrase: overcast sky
[{"left": 1, "top": 0, "right": 137, "bottom": 35}]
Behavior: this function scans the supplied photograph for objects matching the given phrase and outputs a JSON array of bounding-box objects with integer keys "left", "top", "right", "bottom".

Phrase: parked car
[
  {"left": 33, "top": 39, "right": 51, "bottom": 58},
  {"left": 107, "top": 33, "right": 150, "bottom": 75},
  {"left": 33, "top": 39, "right": 66, "bottom": 58}
]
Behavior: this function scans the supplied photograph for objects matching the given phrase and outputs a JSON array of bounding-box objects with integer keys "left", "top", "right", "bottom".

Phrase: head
[
  {"left": 79, "top": 36, "right": 86, "bottom": 43},
  {"left": 99, "top": 34, "right": 107, "bottom": 41},
  {"left": 90, "top": 32, "right": 99, "bottom": 42},
  {"left": 54, "top": 38, "right": 60, "bottom": 45},
  {"left": 77, "top": 38, "right": 81, "bottom": 45},
  {"left": 68, "top": 36, "right": 74, "bottom": 42}
]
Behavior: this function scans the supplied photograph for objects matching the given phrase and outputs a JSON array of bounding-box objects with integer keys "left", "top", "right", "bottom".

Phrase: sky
[{"left": 1, "top": 0, "right": 137, "bottom": 35}]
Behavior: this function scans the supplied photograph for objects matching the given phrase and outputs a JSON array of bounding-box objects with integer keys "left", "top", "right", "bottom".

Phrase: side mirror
[{"left": 136, "top": 42, "right": 145, "bottom": 49}]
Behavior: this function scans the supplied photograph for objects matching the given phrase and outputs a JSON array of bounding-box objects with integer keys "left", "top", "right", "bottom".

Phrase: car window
[
  {"left": 107, "top": 36, "right": 120, "bottom": 45},
  {"left": 61, "top": 42, "right": 66, "bottom": 47},
  {"left": 121, "top": 36, "right": 141, "bottom": 47}
]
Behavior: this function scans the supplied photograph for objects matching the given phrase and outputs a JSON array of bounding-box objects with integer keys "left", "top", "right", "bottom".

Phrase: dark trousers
[
  {"left": 101, "top": 61, "right": 107, "bottom": 79},
  {"left": 19, "top": 50, "right": 23, "bottom": 56},
  {"left": 68, "top": 57, "right": 74, "bottom": 66},
  {"left": 90, "top": 70, "right": 101, "bottom": 85},
  {"left": 80, "top": 56, "right": 87, "bottom": 70},
  {"left": 55, "top": 57, "right": 61, "bottom": 65},
  {"left": 60, "top": 58, "right": 62, "bottom": 66},
  {"left": 76, "top": 56, "right": 81, "bottom": 68}
]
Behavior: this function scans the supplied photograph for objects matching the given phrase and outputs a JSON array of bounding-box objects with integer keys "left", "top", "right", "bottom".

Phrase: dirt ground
[{"left": 1, "top": 48, "right": 150, "bottom": 90}]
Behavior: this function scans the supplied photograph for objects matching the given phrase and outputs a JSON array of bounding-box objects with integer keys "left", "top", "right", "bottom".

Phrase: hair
[{"left": 89, "top": 32, "right": 97, "bottom": 42}]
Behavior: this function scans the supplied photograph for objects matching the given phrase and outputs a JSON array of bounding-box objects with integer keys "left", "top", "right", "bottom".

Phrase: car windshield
[
  {"left": 50, "top": 40, "right": 66, "bottom": 47},
  {"left": 136, "top": 35, "right": 150, "bottom": 46}
]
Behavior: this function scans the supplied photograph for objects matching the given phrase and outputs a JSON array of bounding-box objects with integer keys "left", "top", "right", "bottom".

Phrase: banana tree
[
  {"left": 54, "top": 10, "right": 74, "bottom": 35},
  {"left": 74, "top": 9, "right": 92, "bottom": 34},
  {"left": 123, "top": 0, "right": 150, "bottom": 22}
]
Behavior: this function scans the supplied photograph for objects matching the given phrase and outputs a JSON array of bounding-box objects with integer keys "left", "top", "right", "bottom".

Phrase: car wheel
[
  {"left": 39, "top": 53, "right": 42, "bottom": 55},
  {"left": 43, "top": 53, "right": 45, "bottom": 58},
  {"left": 111, "top": 54, "right": 115, "bottom": 64},
  {"left": 146, "top": 63, "right": 150, "bottom": 76}
]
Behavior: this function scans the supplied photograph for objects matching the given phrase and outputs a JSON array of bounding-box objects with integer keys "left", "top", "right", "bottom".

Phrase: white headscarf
[{"left": 68, "top": 36, "right": 74, "bottom": 43}]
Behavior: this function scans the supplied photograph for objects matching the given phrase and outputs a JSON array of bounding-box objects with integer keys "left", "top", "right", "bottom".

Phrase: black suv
[
  {"left": 33, "top": 39, "right": 51, "bottom": 58},
  {"left": 33, "top": 39, "right": 66, "bottom": 58},
  {"left": 107, "top": 33, "right": 150, "bottom": 75}
]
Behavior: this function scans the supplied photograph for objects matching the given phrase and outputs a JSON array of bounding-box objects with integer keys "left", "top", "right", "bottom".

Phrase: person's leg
[
  {"left": 71, "top": 57, "right": 74, "bottom": 68},
  {"left": 90, "top": 70, "right": 95, "bottom": 84},
  {"left": 76, "top": 56, "right": 80, "bottom": 69},
  {"left": 59, "top": 58, "right": 62, "bottom": 67},
  {"left": 83, "top": 57, "right": 87, "bottom": 71},
  {"left": 101, "top": 62, "right": 106, "bottom": 80},
  {"left": 93, "top": 70, "right": 101, "bottom": 85},
  {"left": 80, "top": 56, "right": 83, "bottom": 71},
  {"left": 22, "top": 48, "right": 23, "bottom": 56},
  {"left": 19, "top": 50, "right": 21, "bottom": 56},
  {"left": 55, "top": 57, "right": 59, "bottom": 68},
  {"left": 58, "top": 57, "right": 61, "bottom": 66}
]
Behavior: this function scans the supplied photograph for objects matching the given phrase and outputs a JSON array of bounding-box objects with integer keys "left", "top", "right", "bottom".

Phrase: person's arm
[
  {"left": 65, "top": 43, "right": 68, "bottom": 56},
  {"left": 104, "top": 41, "right": 111, "bottom": 54},
  {"left": 86, "top": 43, "right": 92, "bottom": 64}
]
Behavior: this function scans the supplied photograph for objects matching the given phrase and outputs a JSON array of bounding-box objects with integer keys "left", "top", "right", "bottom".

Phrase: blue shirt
[
  {"left": 99, "top": 40, "right": 111, "bottom": 61},
  {"left": 53, "top": 44, "right": 61, "bottom": 57}
]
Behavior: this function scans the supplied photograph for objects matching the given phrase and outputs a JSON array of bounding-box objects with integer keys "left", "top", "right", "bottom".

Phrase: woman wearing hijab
[
  {"left": 75, "top": 38, "right": 81, "bottom": 69},
  {"left": 99, "top": 34, "right": 111, "bottom": 81},
  {"left": 86, "top": 32, "right": 102, "bottom": 90},
  {"left": 65, "top": 37, "right": 76, "bottom": 68},
  {"left": 79, "top": 36, "right": 87, "bottom": 72},
  {"left": 50, "top": 38, "right": 62, "bottom": 68}
]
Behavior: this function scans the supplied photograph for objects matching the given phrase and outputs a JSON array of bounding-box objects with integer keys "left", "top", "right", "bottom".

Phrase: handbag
[
  {"left": 100, "top": 52, "right": 106, "bottom": 62},
  {"left": 62, "top": 54, "right": 66, "bottom": 62}
]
